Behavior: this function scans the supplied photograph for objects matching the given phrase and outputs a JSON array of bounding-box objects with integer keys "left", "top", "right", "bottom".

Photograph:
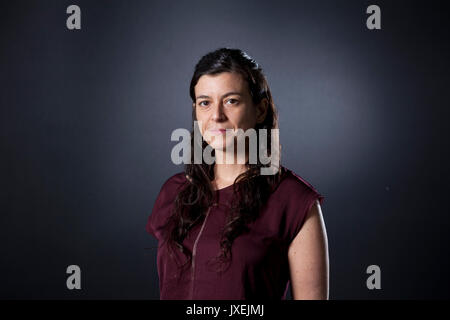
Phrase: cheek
[
  {"left": 194, "top": 109, "right": 200, "bottom": 121},
  {"left": 195, "top": 114, "right": 208, "bottom": 135},
  {"left": 194, "top": 110, "right": 205, "bottom": 132},
  {"left": 235, "top": 108, "right": 257, "bottom": 130}
]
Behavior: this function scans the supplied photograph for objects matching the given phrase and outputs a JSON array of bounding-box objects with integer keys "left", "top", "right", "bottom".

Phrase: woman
[{"left": 146, "top": 48, "right": 329, "bottom": 300}]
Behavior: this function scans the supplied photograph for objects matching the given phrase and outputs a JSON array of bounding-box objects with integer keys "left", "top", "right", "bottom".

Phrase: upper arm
[{"left": 287, "top": 199, "right": 329, "bottom": 300}]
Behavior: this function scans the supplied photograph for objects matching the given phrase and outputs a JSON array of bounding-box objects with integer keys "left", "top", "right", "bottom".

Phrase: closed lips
[
  {"left": 208, "top": 129, "right": 225, "bottom": 132},
  {"left": 208, "top": 128, "right": 228, "bottom": 135},
  {"left": 209, "top": 128, "right": 230, "bottom": 131}
]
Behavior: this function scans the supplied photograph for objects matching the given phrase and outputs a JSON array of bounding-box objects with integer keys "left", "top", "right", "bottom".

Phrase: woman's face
[{"left": 193, "top": 71, "right": 267, "bottom": 151}]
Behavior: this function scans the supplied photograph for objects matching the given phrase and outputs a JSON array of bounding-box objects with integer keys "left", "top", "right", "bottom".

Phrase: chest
[{"left": 181, "top": 204, "right": 289, "bottom": 270}]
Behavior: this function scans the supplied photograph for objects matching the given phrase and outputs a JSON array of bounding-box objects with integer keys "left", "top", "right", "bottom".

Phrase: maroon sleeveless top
[{"left": 145, "top": 166, "right": 325, "bottom": 300}]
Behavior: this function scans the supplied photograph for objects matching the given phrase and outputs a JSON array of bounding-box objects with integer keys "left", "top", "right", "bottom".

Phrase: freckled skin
[
  {"left": 288, "top": 200, "right": 329, "bottom": 299},
  {"left": 192, "top": 72, "right": 329, "bottom": 299},
  {"left": 193, "top": 72, "right": 267, "bottom": 151},
  {"left": 192, "top": 71, "right": 268, "bottom": 189}
]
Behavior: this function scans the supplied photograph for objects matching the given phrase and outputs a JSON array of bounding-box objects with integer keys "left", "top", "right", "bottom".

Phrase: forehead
[{"left": 194, "top": 72, "right": 248, "bottom": 95}]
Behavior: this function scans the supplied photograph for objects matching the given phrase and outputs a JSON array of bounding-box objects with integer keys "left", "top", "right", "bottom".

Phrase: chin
[{"left": 207, "top": 137, "right": 235, "bottom": 153}]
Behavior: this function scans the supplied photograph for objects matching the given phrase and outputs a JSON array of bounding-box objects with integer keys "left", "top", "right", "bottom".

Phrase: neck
[{"left": 212, "top": 148, "right": 249, "bottom": 189}]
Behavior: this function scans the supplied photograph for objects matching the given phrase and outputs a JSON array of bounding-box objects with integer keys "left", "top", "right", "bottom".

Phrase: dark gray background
[{"left": 1, "top": 0, "right": 449, "bottom": 299}]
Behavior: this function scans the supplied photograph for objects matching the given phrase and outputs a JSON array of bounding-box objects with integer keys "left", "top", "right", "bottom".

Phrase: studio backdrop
[{"left": 1, "top": 0, "right": 449, "bottom": 299}]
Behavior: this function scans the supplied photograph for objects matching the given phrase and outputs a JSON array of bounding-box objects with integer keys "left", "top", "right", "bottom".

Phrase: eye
[
  {"left": 226, "top": 98, "right": 239, "bottom": 105},
  {"left": 198, "top": 101, "right": 209, "bottom": 107}
]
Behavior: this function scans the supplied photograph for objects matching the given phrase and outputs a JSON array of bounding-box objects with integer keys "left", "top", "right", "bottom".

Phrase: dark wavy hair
[{"left": 161, "top": 48, "right": 284, "bottom": 282}]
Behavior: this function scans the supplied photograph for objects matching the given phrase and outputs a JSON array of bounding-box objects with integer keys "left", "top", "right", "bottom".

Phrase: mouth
[{"left": 208, "top": 128, "right": 228, "bottom": 135}]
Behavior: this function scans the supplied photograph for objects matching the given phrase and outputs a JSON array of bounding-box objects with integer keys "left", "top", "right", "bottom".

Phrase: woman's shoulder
[
  {"left": 147, "top": 172, "right": 188, "bottom": 239},
  {"left": 275, "top": 166, "right": 324, "bottom": 200},
  {"left": 151, "top": 171, "right": 188, "bottom": 214},
  {"left": 162, "top": 171, "right": 188, "bottom": 186},
  {"left": 159, "top": 171, "right": 189, "bottom": 193},
  {"left": 268, "top": 166, "right": 325, "bottom": 245}
]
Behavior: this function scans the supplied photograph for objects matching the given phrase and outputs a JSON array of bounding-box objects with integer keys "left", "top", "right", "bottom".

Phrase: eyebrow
[{"left": 195, "top": 91, "right": 242, "bottom": 101}]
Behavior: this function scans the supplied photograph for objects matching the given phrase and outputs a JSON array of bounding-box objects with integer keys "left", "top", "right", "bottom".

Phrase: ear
[{"left": 256, "top": 98, "right": 268, "bottom": 124}]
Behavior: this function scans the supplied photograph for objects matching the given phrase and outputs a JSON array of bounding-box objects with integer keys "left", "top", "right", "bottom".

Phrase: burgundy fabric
[{"left": 146, "top": 166, "right": 325, "bottom": 300}]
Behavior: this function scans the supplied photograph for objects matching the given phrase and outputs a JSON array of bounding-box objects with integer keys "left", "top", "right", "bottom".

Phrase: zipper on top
[{"left": 189, "top": 204, "right": 216, "bottom": 299}]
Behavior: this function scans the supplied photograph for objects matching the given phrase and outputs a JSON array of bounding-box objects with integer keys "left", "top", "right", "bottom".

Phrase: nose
[{"left": 211, "top": 101, "right": 226, "bottom": 122}]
